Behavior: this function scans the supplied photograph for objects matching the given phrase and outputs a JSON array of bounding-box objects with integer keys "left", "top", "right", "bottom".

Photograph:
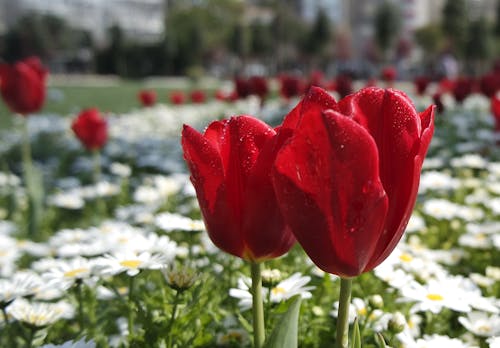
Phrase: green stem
[
  {"left": 76, "top": 280, "right": 84, "bottom": 331},
  {"left": 251, "top": 261, "right": 265, "bottom": 348},
  {"left": 1, "top": 306, "right": 12, "bottom": 347},
  {"left": 92, "top": 149, "right": 101, "bottom": 184},
  {"left": 336, "top": 277, "right": 353, "bottom": 348},
  {"left": 92, "top": 149, "right": 105, "bottom": 217},
  {"left": 128, "top": 276, "right": 135, "bottom": 339},
  {"left": 166, "top": 290, "right": 181, "bottom": 348},
  {"left": 26, "top": 326, "right": 36, "bottom": 348},
  {"left": 22, "top": 118, "right": 37, "bottom": 239}
]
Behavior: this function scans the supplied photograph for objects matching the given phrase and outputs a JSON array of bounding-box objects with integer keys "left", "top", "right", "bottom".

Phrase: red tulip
[
  {"left": 248, "top": 76, "right": 269, "bottom": 101},
  {"left": 190, "top": 90, "right": 206, "bottom": 104},
  {"left": 479, "top": 73, "right": 500, "bottom": 98},
  {"left": 272, "top": 87, "right": 434, "bottom": 277},
  {"left": 433, "top": 92, "right": 445, "bottom": 114},
  {"left": 138, "top": 89, "right": 156, "bottom": 107},
  {"left": 71, "top": 108, "right": 108, "bottom": 150},
  {"left": 170, "top": 91, "right": 186, "bottom": 105},
  {"left": 414, "top": 76, "right": 430, "bottom": 96},
  {"left": 182, "top": 116, "right": 295, "bottom": 261},
  {"left": 335, "top": 74, "right": 353, "bottom": 98},
  {"left": 381, "top": 66, "right": 397, "bottom": 83},
  {"left": 492, "top": 96, "right": 500, "bottom": 131},
  {"left": 279, "top": 74, "right": 304, "bottom": 100},
  {"left": 234, "top": 77, "right": 250, "bottom": 99},
  {"left": 452, "top": 77, "right": 473, "bottom": 103},
  {"left": 0, "top": 57, "right": 47, "bottom": 115}
]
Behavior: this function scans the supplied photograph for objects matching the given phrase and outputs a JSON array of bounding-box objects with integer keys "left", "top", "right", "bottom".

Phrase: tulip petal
[
  {"left": 282, "top": 86, "right": 339, "bottom": 131},
  {"left": 273, "top": 108, "right": 388, "bottom": 277},
  {"left": 339, "top": 88, "right": 427, "bottom": 269},
  {"left": 182, "top": 125, "right": 224, "bottom": 214},
  {"left": 244, "top": 126, "right": 296, "bottom": 260}
]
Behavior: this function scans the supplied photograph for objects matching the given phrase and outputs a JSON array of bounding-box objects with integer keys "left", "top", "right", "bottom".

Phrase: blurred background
[{"left": 0, "top": 0, "right": 498, "bottom": 81}]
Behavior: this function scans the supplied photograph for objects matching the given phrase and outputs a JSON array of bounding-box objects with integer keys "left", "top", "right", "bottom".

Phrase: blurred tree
[
  {"left": 442, "top": 0, "right": 468, "bottom": 56},
  {"left": 304, "top": 10, "right": 331, "bottom": 56},
  {"left": 374, "top": 1, "right": 400, "bottom": 61},
  {"left": 1, "top": 14, "right": 94, "bottom": 71},
  {"left": 465, "top": 18, "right": 492, "bottom": 74},
  {"left": 164, "top": 0, "right": 243, "bottom": 75},
  {"left": 496, "top": 0, "right": 500, "bottom": 36},
  {"left": 95, "top": 26, "right": 124, "bottom": 75},
  {"left": 249, "top": 22, "right": 274, "bottom": 58},
  {"left": 414, "top": 24, "right": 443, "bottom": 74},
  {"left": 270, "top": 2, "right": 307, "bottom": 71},
  {"left": 228, "top": 23, "right": 251, "bottom": 60}
]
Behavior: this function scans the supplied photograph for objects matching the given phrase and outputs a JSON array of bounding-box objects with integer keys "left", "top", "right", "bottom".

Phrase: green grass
[{"left": 0, "top": 78, "right": 217, "bottom": 130}]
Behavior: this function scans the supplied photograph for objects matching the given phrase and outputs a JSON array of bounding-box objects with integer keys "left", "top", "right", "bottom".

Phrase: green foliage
[
  {"left": 264, "top": 296, "right": 301, "bottom": 348},
  {"left": 442, "top": 0, "right": 468, "bottom": 55},
  {"left": 374, "top": 1, "right": 401, "bottom": 59},
  {"left": 465, "top": 19, "right": 492, "bottom": 61},
  {"left": 414, "top": 24, "right": 443, "bottom": 57},
  {"left": 304, "top": 10, "right": 332, "bottom": 55},
  {"left": 1, "top": 14, "right": 93, "bottom": 63}
]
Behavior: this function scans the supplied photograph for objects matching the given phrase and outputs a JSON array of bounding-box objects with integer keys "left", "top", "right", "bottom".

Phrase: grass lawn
[{"left": 0, "top": 76, "right": 219, "bottom": 130}]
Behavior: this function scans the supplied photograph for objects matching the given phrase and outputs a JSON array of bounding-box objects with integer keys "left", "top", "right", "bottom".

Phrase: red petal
[
  {"left": 273, "top": 108, "right": 388, "bottom": 277},
  {"left": 282, "top": 86, "right": 339, "bottom": 131},
  {"left": 339, "top": 88, "right": 425, "bottom": 268}
]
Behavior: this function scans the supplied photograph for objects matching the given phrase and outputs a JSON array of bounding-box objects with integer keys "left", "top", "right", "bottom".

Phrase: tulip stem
[
  {"left": 92, "top": 149, "right": 101, "bottom": 184},
  {"left": 21, "top": 118, "right": 42, "bottom": 239},
  {"left": 92, "top": 149, "right": 105, "bottom": 217},
  {"left": 251, "top": 261, "right": 265, "bottom": 348},
  {"left": 336, "top": 277, "right": 353, "bottom": 348}
]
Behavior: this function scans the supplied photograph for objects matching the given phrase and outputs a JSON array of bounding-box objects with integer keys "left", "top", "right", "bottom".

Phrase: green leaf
[
  {"left": 375, "top": 333, "right": 387, "bottom": 348},
  {"left": 352, "top": 317, "right": 361, "bottom": 348},
  {"left": 264, "top": 295, "right": 302, "bottom": 348}
]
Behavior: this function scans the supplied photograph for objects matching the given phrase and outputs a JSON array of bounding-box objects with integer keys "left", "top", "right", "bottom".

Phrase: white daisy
[
  {"left": 42, "top": 257, "right": 95, "bottom": 291},
  {"left": 95, "top": 251, "right": 167, "bottom": 277},
  {"left": 155, "top": 212, "right": 205, "bottom": 232},
  {"left": 458, "top": 311, "right": 500, "bottom": 337},
  {"left": 7, "top": 298, "right": 71, "bottom": 328},
  {"left": 229, "top": 273, "right": 314, "bottom": 310},
  {"left": 400, "top": 278, "right": 472, "bottom": 314}
]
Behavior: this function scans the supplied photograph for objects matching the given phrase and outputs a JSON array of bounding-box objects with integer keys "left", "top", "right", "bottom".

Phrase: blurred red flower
[
  {"left": 138, "top": 90, "right": 157, "bottom": 107},
  {"left": 71, "top": 108, "right": 108, "bottom": 151},
  {"left": 0, "top": 57, "right": 47, "bottom": 115}
]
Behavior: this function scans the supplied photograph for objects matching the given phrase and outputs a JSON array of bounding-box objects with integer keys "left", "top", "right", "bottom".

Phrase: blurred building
[{"left": 0, "top": 0, "right": 165, "bottom": 44}]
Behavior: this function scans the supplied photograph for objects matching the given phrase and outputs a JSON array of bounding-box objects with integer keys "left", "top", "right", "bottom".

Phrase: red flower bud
[
  {"left": 0, "top": 57, "right": 47, "bottom": 115},
  {"left": 138, "top": 90, "right": 156, "bottom": 107},
  {"left": 272, "top": 87, "right": 434, "bottom": 277},
  {"left": 170, "top": 91, "right": 186, "bottom": 105},
  {"left": 182, "top": 116, "right": 295, "bottom": 261},
  {"left": 492, "top": 95, "right": 500, "bottom": 131},
  {"left": 190, "top": 90, "right": 206, "bottom": 104},
  {"left": 71, "top": 108, "right": 108, "bottom": 151}
]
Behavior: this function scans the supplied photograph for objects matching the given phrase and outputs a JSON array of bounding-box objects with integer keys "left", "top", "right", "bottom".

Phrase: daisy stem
[
  {"left": 336, "top": 277, "right": 353, "bottom": 348},
  {"left": 166, "top": 289, "right": 181, "bottom": 348},
  {"left": 76, "top": 280, "right": 84, "bottom": 331},
  {"left": 251, "top": 261, "right": 265, "bottom": 348},
  {"left": 26, "top": 326, "right": 36, "bottom": 348},
  {"left": 1, "top": 306, "right": 12, "bottom": 347},
  {"left": 128, "top": 275, "right": 135, "bottom": 339}
]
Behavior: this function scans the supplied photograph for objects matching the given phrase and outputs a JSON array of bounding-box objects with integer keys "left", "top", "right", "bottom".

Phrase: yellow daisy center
[
  {"left": 272, "top": 287, "right": 286, "bottom": 295},
  {"left": 64, "top": 268, "right": 89, "bottom": 278},
  {"left": 120, "top": 260, "right": 142, "bottom": 269},
  {"left": 426, "top": 293, "right": 444, "bottom": 301},
  {"left": 399, "top": 253, "right": 413, "bottom": 263}
]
